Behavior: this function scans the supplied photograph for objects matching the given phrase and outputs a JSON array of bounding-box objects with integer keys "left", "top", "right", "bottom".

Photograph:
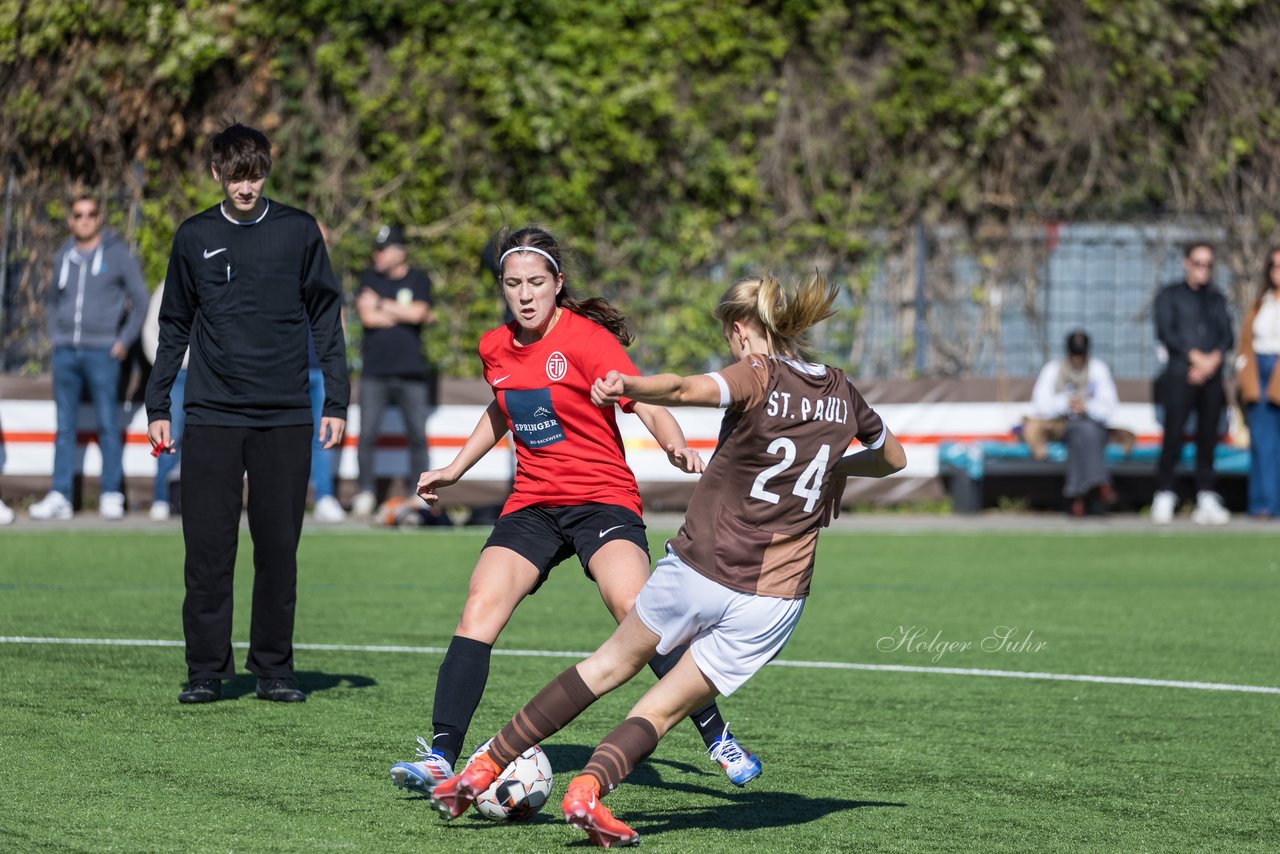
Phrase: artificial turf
[{"left": 0, "top": 526, "right": 1276, "bottom": 852}]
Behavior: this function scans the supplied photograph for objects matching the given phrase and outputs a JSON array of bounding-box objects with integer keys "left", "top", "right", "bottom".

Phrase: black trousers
[
  {"left": 180, "top": 423, "right": 311, "bottom": 681},
  {"left": 1156, "top": 370, "right": 1225, "bottom": 492},
  {"left": 356, "top": 375, "right": 430, "bottom": 493}
]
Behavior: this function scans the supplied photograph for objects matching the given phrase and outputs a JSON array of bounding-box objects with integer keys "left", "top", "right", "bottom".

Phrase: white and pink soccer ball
[{"left": 465, "top": 739, "right": 554, "bottom": 822}]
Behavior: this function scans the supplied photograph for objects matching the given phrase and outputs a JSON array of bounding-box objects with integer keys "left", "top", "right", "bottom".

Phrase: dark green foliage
[{"left": 2, "top": 1, "right": 1275, "bottom": 375}]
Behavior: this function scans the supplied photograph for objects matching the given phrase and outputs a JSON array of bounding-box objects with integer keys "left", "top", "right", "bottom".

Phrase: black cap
[
  {"left": 1065, "top": 329, "right": 1090, "bottom": 356},
  {"left": 374, "top": 224, "right": 406, "bottom": 249}
]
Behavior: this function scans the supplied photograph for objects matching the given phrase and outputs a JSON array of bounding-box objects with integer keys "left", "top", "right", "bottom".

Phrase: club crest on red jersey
[{"left": 546, "top": 351, "right": 568, "bottom": 382}]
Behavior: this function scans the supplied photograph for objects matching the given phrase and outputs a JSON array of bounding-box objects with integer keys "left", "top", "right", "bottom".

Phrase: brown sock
[
  {"left": 489, "top": 666, "right": 597, "bottom": 768},
  {"left": 583, "top": 716, "right": 660, "bottom": 794}
]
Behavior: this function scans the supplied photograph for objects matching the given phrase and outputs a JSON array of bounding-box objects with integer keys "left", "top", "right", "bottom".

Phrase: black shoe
[
  {"left": 255, "top": 677, "right": 307, "bottom": 703},
  {"left": 178, "top": 678, "right": 223, "bottom": 704}
]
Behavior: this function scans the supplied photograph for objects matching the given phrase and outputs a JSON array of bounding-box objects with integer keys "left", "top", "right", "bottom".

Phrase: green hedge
[{"left": 2, "top": 0, "right": 1274, "bottom": 376}]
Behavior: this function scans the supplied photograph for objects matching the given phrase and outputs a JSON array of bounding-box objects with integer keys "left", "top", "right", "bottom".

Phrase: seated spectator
[
  {"left": 1236, "top": 247, "right": 1280, "bottom": 519},
  {"left": 1029, "top": 330, "right": 1119, "bottom": 516}
]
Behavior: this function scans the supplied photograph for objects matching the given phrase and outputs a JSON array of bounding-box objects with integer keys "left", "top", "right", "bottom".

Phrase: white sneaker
[
  {"left": 389, "top": 736, "right": 454, "bottom": 794},
  {"left": 352, "top": 491, "right": 377, "bottom": 517},
  {"left": 100, "top": 491, "right": 125, "bottom": 521},
  {"left": 0, "top": 499, "right": 14, "bottom": 525},
  {"left": 150, "top": 501, "right": 171, "bottom": 521},
  {"left": 314, "top": 495, "right": 347, "bottom": 522},
  {"left": 707, "top": 725, "right": 762, "bottom": 787},
  {"left": 1151, "top": 490, "right": 1176, "bottom": 525},
  {"left": 29, "top": 491, "right": 73, "bottom": 521},
  {"left": 1191, "top": 491, "right": 1230, "bottom": 526}
]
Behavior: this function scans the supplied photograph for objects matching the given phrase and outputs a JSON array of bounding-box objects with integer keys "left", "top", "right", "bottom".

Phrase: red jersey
[{"left": 479, "top": 309, "right": 643, "bottom": 516}]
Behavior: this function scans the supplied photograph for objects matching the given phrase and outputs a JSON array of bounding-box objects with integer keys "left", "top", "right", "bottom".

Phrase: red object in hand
[{"left": 151, "top": 442, "right": 170, "bottom": 458}]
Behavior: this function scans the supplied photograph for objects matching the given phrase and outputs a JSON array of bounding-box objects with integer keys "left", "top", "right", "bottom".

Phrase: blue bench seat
[{"left": 938, "top": 440, "right": 1249, "bottom": 513}]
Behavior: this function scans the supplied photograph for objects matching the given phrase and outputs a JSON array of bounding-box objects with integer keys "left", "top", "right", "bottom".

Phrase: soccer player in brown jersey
[
  {"left": 428, "top": 272, "right": 907, "bottom": 846},
  {"left": 389, "top": 226, "right": 761, "bottom": 796}
]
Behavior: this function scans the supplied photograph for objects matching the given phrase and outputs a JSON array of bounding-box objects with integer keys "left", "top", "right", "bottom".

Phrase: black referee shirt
[{"left": 146, "top": 200, "right": 349, "bottom": 427}]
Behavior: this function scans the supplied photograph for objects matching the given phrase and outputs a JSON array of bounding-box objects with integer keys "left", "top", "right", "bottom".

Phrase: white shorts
[{"left": 634, "top": 547, "right": 805, "bottom": 696}]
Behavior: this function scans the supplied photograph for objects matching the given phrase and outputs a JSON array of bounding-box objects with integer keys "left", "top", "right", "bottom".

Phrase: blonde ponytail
[{"left": 715, "top": 272, "right": 839, "bottom": 358}]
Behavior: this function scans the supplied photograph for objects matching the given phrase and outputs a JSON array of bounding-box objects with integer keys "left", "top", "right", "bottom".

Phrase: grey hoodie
[{"left": 47, "top": 229, "right": 149, "bottom": 350}]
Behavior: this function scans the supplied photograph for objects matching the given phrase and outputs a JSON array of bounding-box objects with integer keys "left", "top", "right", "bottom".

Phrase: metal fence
[{"left": 820, "top": 217, "right": 1247, "bottom": 382}]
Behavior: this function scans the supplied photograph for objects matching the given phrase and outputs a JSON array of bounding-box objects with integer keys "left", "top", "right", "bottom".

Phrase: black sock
[
  {"left": 648, "top": 645, "right": 726, "bottom": 748},
  {"left": 430, "top": 635, "right": 492, "bottom": 768},
  {"left": 688, "top": 700, "right": 727, "bottom": 748}
]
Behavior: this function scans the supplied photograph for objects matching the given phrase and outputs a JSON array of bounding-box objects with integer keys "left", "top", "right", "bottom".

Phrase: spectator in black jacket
[
  {"left": 1151, "top": 241, "right": 1234, "bottom": 525},
  {"left": 145, "top": 122, "right": 349, "bottom": 704}
]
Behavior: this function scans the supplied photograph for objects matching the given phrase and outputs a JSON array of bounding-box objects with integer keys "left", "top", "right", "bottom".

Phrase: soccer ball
[{"left": 466, "top": 739, "right": 554, "bottom": 822}]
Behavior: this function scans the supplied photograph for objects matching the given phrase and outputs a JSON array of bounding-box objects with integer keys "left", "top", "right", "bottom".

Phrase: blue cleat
[{"left": 708, "top": 725, "right": 762, "bottom": 787}]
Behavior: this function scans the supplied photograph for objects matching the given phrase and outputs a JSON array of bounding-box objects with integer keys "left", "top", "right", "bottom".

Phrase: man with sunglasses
[
  {"left": 1151, "top": 241, "right": 1235, "bottom": 525},
  {"left": 30, "top": 193, "right": 148, "bottom": 521}
]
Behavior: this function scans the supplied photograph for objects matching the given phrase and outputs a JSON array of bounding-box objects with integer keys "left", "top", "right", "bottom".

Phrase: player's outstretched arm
[
  {"left": 592, "top": 370, "right": 722, "bottom": 408},
  {"left": 632, "top": 403, "right": 705, "bottom": 474},
  {"left": 416, "top": 400, "right": 508, "bottom": 504}
]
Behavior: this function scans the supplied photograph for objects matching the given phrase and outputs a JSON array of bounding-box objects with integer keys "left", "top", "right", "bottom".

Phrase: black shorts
[{"left": 483, "top": 504, "right": 649, "bottom": 594}]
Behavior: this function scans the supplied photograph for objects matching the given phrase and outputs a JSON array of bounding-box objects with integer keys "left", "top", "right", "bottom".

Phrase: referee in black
[{"left": 146, "top": 123, "right": 349, "bottom": 704}]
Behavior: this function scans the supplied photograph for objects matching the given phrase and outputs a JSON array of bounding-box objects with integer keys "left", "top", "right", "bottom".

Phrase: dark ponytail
[{"left": 559, "top": 295, "right": 633, "bottom": 346}]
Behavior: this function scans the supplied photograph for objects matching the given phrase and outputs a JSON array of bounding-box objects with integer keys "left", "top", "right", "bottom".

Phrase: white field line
[{"left": 2, "top": 635, "right": 1278, "bottom": 695}]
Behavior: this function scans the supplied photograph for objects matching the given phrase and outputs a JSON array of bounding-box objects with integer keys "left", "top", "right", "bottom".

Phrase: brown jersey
[{"left": 669, "top": 354, "right": 885, "bottom": 599}]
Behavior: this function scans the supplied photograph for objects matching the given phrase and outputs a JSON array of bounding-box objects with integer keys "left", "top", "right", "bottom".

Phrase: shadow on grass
[
  {"left": 219, "top": 670, "right": 377, "bottom": 700},
  {"left": 542, "top": 743, "right": 905, "bottom": 838},
  {"left": 544, "top": 744, "right": 704, "bottom": 784},
  {"left": 630, "top": 791, "right": 906, "bottom": 837}
]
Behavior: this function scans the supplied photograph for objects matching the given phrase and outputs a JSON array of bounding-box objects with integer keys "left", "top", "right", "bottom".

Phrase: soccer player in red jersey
[
  {"left": 389, "top": 226, "right": 761, "bottom": 794},
  {"left": 428, "top": 272, "right": 906, "bottom": 846}
]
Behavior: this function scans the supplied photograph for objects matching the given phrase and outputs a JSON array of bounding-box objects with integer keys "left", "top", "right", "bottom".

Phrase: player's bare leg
[
  {"left": 564, "top": 654, "right": 718, "bottom": 847},
  {"left": 390, "top": 547, "right": 537, "bottom": 794},
  {"left": 589, "top": 543, "right": 759, "bottom": 781},
  {"left": 588, "top": 540, "right": 650, "bottom": 623},
  {"left": 575, "top": 610, "right": 662, "bottom": 696}
]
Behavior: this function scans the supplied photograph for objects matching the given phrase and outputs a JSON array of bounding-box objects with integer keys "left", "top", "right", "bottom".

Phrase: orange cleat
[
  {"left": 562, "top": 774, "right": 639, "bottom": 848},
  {"left": 427, "top": 752, "right": 502, "bottom": 820}
]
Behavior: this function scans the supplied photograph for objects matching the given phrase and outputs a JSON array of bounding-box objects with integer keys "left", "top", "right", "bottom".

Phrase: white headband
[{"left": 498, "top": 245, "right": 560, "bottom": 274}]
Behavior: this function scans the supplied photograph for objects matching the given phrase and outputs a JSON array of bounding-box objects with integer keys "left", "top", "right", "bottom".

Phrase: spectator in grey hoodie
[{"left": 29, "top": 192, "right": 148, "bottom": 521}]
